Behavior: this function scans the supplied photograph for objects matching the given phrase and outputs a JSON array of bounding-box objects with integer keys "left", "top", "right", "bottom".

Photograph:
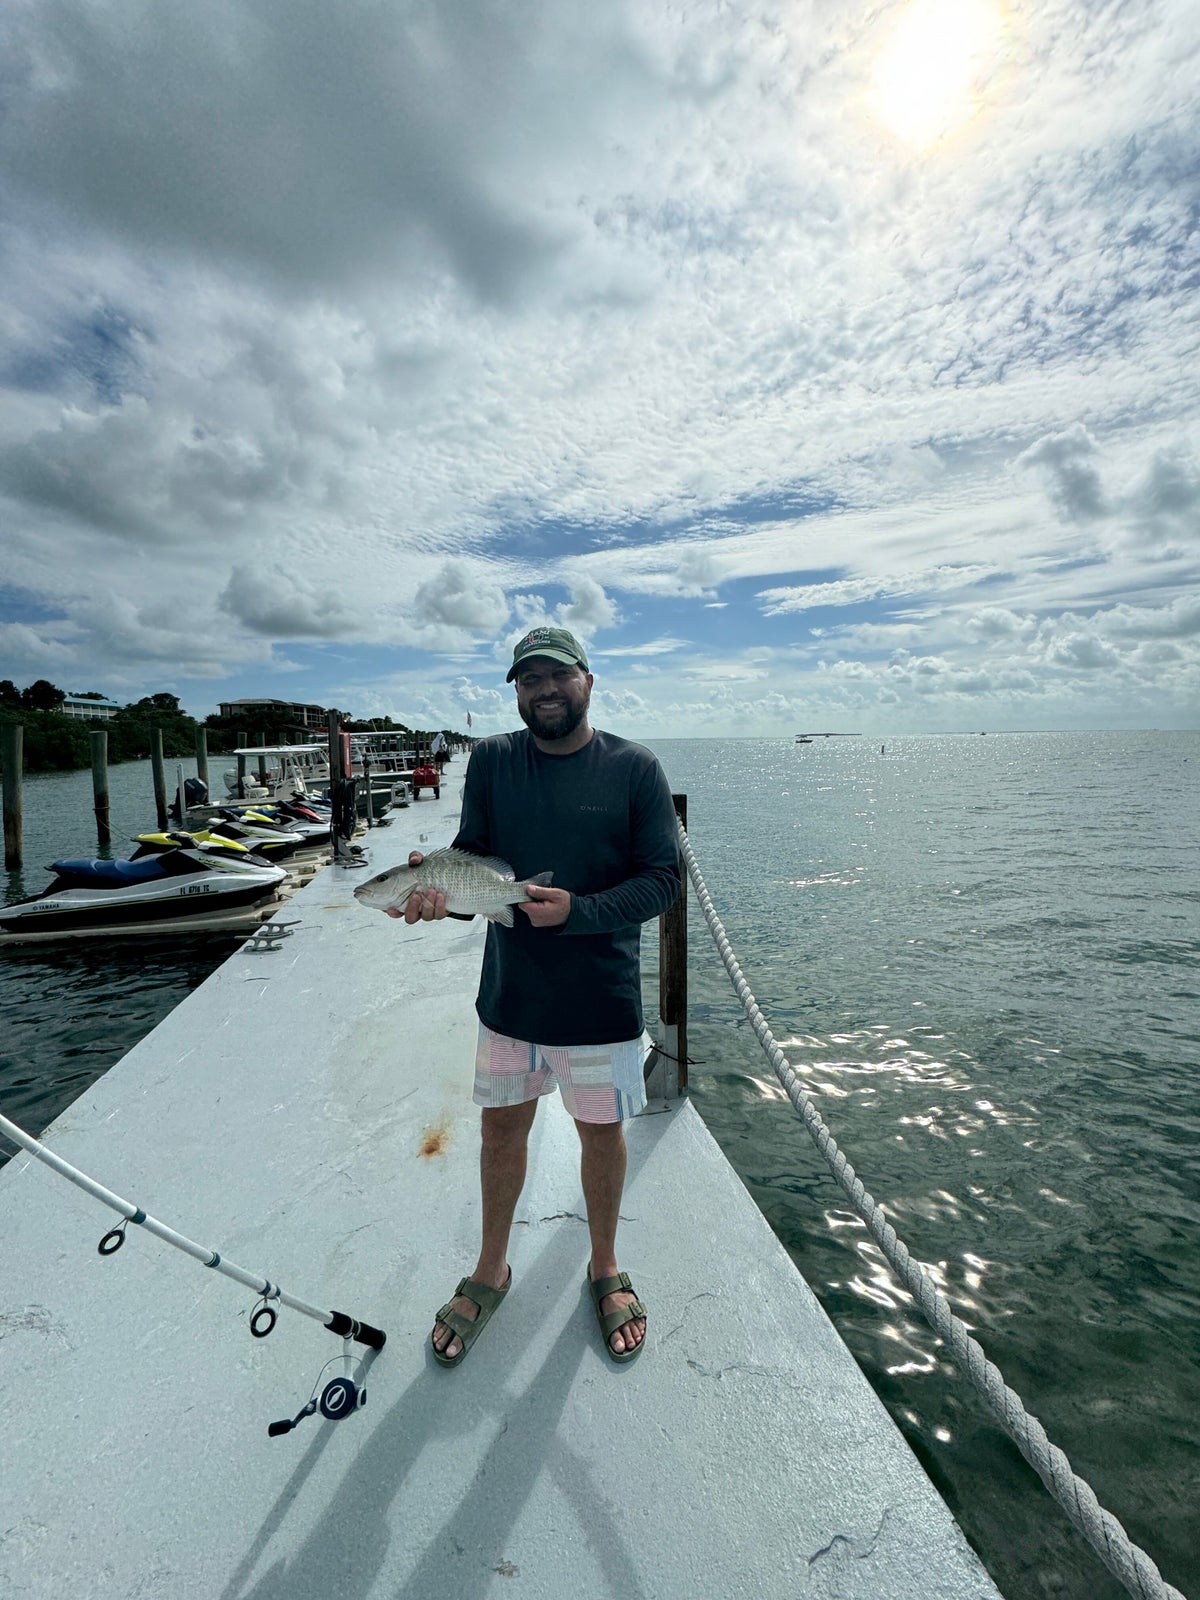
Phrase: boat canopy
[{"left": 232, "top": 745, "right": 328, "bottom": 757}]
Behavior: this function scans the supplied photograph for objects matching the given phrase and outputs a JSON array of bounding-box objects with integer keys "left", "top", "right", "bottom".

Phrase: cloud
[
  {"left": 964, "top": 607, "right": 1038, "bottom": 642},
  {"left": 0, "top": 0, "right": 1197, "bottom": 734},
  {"left": 219, "top": 563, "right": 356, "bottom": 637},
  {"left": 1122, "top": 442, "right": 1200, "bottom": 553},
  {"left": 0, "top": 620, "right": 77, "bottom": 669},
  {"left": 0, "top": 1, "right": 663, "bottom": 305},
  {"left": 1017, "top": 423, "right": 1111, "bottom": 522},
  {"left": 595, "top": 636, "right": 689, "bottom": 658},
  {"left": 412, "top": 560, "right": 509, "bottom": 632},
  {"left": 556, "top": 575, "right": 618, "bottom": 635},
  {"left": 1043, "top": 630, "right": 1122, "bottom": 669},
  {"left": 758, "top": 564, "right": 996, "bottom": 617}
]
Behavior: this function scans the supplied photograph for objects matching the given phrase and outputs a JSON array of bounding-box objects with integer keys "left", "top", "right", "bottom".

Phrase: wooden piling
[
  {"left": 151, "top": 728, "right": 168, "bottom": 830},
  {"left": 194, "top": 728, "right": 209, "bottom": 799},
  {"left": 236, "top": 731, "right": 248, "bottom": 799},
  {"left": 648, "top": 792, "right": 688, "bottom": 1100},
  {"left": 1, "top": 724, "right": 22, "bottom": 870},
  {"left": 256, "top": 733, "right": 268, "bottom": 786},
  {"left": 90, "top": 731, "right": 111, "bottom": 846}
]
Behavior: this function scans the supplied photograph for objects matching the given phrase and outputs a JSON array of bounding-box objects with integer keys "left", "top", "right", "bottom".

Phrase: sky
[{"left": 1, "top": 0, "right": 1197, "bottom": 738}]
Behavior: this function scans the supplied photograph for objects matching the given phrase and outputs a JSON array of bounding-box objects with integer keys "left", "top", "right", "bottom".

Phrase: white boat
[
  {"left": 222, "top": 744, "right": 331, "bottom": 801},
  {"left": 223, "top": 741, "right": 415, "bottom": 808}
]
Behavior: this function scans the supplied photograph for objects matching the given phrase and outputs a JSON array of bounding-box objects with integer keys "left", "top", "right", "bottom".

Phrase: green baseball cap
[{"left": 506, "top": 626, "right": 590, "bottom": 682}]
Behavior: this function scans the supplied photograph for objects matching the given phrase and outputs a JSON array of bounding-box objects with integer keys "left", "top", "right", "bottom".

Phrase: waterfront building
[
  {"left": 217, "top": 697, "right": 328, "bottom": 729},
  {"left": 60, "top": 695, "right": 121, "bottom": 721}
]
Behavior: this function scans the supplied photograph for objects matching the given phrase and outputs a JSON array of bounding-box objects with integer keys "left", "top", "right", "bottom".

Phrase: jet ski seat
[{"left": 49, "top": 858, "right": 169, "bottom": 884}]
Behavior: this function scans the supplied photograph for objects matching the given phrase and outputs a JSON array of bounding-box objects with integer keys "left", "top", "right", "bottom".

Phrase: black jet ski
[{"left": 214, "top": 800, "right": 331, "bottom": 847}]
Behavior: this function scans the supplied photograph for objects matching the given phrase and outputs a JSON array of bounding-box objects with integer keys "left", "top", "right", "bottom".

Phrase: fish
[{"left": 353, "top": 847, "right": 553, "bottom": 926}]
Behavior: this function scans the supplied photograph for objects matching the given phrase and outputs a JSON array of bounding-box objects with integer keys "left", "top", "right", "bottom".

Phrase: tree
[
  {"left": 0, "top": 679, "right": 20, "bottom": 707},
  {"left": 20, "top": 679, "right": 65, "bottom": 711}
]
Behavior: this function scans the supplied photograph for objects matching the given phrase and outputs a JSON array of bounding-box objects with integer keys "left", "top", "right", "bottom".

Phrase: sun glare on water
[{"left": 871, "top": 0, "right": 1008, "bottom": 149}]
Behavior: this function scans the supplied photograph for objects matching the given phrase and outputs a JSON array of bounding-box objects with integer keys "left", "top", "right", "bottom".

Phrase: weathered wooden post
[
  {"left": 256, "top": 732, "right": 268, "bottom": 787},
  {"left": 150, "top": 728, "right": 169, "bottom": 830},
  {"left": 326, "top": 711, "right": 349, "bottom": 859},
  {"left": 194, "top": 727, "right": 209, "bottom": 800},
  {"left": 363, "top": 752, "right": 375, "bottom": 826},
  {"left": 1, "top": 723, "right": 22, "bottom": 870},
  {"left": 647, "top": 793, "right": 688, "bottom": 1100},
  {"left": 236, "top": 731, "right": 249, "bottom": 799},
  {"left": 90, "top": 730, "right": 111, "bottom": 846}
]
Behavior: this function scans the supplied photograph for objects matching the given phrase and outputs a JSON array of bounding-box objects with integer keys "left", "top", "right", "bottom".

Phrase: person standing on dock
[{"left": 392, "top": 625, "right": 680, "bottom": 1367}]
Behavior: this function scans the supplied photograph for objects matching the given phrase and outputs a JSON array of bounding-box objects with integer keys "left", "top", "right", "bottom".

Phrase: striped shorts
[{"left": 473, "top": 1024, "right": 648, "bottom": 1124}]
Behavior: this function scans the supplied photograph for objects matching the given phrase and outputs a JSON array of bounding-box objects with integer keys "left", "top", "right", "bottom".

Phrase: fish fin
[
  {"left": 480, "top": 854, "right": 518, "bottom": 881},
  {"left": 485, "top": 905, "right": 515, "bottom": 927},
  {"left": 519, "top": 871, "right": 554, "bottom": 891},
  {"left": 433, "top": 846, "right": 518, "bottom": 882}
]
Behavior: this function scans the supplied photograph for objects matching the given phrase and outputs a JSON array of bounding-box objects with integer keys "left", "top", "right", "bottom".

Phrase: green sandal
[
  {"left": 588, "top": 1270, "right": 647, "bottom": 1365},
  {"left": 431, "top": 1269, "right": 511, "bottom": 1368}
]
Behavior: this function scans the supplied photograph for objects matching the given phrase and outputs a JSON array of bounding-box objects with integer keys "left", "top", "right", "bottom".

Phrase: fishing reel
[
  {"left": 268, "top": 1371, "right": 368, "bottom": 1437},
  {"left": 255, "top": 1294, "right": 371, "bottom": 1438}
]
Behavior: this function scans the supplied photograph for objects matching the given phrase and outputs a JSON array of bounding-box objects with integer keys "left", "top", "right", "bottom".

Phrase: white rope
[{"left": 677, "top": 821, "right": 1186, "bottom": 1600}]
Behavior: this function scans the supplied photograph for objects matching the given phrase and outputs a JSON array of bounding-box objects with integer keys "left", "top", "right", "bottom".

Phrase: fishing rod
[{"left": 0, "top": 1110, "right": 386, "bottom": 1438}]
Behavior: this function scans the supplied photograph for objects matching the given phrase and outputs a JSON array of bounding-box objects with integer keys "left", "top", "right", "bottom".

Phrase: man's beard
[{"left": 519, "top": 690, "right": 589, "bottom": 742}]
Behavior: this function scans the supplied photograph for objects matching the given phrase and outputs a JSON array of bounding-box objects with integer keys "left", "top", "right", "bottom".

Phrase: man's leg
[
  {"left": 432, "top": 1098, "right": 539, "bottom": 1360},
  {"left": 576, "top": 1118, "right": 645, "bottom": 1356}
]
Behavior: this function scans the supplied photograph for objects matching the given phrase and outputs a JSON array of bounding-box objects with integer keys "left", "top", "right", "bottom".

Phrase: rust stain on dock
[{"left": 418, "top": 1120, "right": 452, "bottom": 1158}]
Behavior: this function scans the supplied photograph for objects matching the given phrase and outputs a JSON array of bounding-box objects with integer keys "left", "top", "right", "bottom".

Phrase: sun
[{"left": 871, "top": 0, "right": 1008, "bottom": 150}]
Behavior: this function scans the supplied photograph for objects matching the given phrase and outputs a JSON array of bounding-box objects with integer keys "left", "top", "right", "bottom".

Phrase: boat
[
  {"left": 220, "top": 742, "right": 413, "bottom": 813},
  {"left": 0, "top": 839, "right": 287, "bottom": 934},
  {"left": 221, "top": 744, "right": 332, "bottom": 802}
]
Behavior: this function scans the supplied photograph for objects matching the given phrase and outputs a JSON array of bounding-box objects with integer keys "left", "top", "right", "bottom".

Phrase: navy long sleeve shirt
[{"left": 450, "top": 728, "right": 680, "bottom": 1045}]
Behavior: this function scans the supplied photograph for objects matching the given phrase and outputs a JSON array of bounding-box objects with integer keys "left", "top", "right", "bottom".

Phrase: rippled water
[
  {"left": 3, "top": 735, "right": 1197, "bottom": 1598},
  {"left": 1, "top": 758, "right": 246, "bottom": 1138},
  {"left": 642, "top": 731, "right": 1199, "bottom": 1600}
]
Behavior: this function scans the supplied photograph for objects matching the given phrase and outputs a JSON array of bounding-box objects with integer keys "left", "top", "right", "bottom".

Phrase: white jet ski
[{"left": 0, "top": 839, "right": 287, "bottom": 934}]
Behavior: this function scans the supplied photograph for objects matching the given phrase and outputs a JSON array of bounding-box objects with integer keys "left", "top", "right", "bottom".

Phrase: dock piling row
[
  {"left": 90, "top": 730, "right": 111, "bottom": 846},
  {"left": 1, "top": 723, "right": 21, "bottom": 869}
]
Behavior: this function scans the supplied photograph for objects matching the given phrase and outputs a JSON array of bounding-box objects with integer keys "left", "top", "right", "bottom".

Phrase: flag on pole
[{"left": 466, "top": 711, "right": 472, "bottom": 729}]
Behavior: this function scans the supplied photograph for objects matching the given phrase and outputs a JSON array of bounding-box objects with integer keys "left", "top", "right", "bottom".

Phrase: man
[{"left": 393, "top": 626, "right": 680, "bottom": 1368}]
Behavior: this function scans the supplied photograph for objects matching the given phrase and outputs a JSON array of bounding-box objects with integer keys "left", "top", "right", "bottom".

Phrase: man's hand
[
  {"left": 518, "top": 882, "right": 571, "bottom": 928},
  {"left": 384, "top": 851, "right": 449, "bottom": 924}
]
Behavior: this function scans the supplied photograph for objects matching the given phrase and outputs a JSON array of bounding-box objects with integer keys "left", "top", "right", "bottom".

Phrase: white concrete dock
[{"left": 0, "top": 785, "right": 1005, "bottom": 1599}]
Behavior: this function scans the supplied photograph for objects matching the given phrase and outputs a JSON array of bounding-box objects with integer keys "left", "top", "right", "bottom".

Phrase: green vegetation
[
  {"left": 0, "top": 684, "right": 202, "bottom": 772},
  {"left": 0, "top": 682, "right": 470, "bottom": 774}
]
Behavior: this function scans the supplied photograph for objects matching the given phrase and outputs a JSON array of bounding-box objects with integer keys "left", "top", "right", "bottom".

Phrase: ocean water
[
  {"left": 643, "top": 731, "right": 1199, "bottom": 1600},
  {"left": 2, "top": 734, "right": 1197, "bottom": 1599}
]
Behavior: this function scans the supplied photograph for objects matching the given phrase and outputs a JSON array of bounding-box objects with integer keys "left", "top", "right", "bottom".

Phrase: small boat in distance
[{"left": 795, "top": 731, "right": 861, "bottom": 743}]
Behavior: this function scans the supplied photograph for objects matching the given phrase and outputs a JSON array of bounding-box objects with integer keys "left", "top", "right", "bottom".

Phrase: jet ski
[
  {"left": 213, "top": 800, "right": 331, "bottom": 847},
  {"left": 132, "top": 816, "right": 308, "bottom": 864},
  {"left": 0, "top": 838, "right": 287, "bottom": 934}
]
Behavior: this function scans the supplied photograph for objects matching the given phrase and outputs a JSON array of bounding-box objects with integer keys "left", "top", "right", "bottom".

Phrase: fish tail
[{"left": 518, "top": 871, "right": 554, "bottom": 892}]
